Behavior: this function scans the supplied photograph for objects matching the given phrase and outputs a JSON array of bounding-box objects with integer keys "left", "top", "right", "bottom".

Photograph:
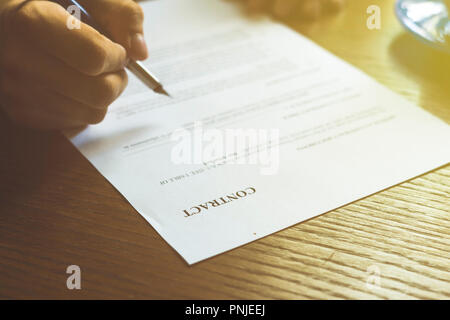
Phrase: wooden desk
[{"left": 0, "top": 0, "right": 449, "bottom": 299}]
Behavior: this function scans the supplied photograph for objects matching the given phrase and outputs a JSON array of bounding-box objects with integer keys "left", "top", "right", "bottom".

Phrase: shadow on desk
[{"left": 0, "top": 113, "right": 59, "bottom": 204}]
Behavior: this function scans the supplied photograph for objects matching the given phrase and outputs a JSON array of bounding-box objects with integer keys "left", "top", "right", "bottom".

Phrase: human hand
[
  {"left": 0, "top": 0, "right": 147, "bottom": 130},
  {"left": 242, "top": 0, "right": 345, "bottom": 19}
]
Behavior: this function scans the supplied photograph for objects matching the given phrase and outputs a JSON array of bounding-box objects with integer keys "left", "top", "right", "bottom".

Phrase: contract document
[{"left": 67, "top": 0, "right": 450, "bottom": 264}]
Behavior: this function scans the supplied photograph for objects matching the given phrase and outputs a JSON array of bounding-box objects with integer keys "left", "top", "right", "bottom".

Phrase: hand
[
  {"left": 242, "top": 0, "right": 345, "bottom": 19},
  {"left": 0, "top": 0, "right": 148, "bottom": 130}
]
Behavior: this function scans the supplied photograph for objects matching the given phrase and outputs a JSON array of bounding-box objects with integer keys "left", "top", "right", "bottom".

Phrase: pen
[{"left": 52, "top": 0, "right": 170, "bottom": 97}]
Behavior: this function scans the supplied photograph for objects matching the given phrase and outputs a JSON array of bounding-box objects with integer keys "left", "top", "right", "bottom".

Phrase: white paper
[{"left": 67, "top": 0, "right": 450, "bottom": 264}]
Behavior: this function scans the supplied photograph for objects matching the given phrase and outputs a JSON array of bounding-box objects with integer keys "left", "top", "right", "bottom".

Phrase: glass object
[{"left": 396, "top": 0, "right": 450, "bottom": 53}]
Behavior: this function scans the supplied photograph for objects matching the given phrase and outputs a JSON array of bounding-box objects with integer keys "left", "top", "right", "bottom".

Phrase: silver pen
[
  {"left": 55, "top": 0, "right": 170, "bottom": 97},
  {"left": 127, "top": 60, "right": 170, "bottom": 97}
]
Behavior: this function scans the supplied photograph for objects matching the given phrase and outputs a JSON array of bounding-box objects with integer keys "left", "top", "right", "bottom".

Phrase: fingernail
[
  {"left": 124, "top": 57, "right": 130, "bottom": 68},
  {"left": 131, "top": 33, "right": 148, "bottom": 60}
]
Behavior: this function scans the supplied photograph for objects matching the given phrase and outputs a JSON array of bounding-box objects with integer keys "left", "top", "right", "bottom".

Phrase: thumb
[{"left": 78, "top": 0, "right": 148, "bottom": 61}]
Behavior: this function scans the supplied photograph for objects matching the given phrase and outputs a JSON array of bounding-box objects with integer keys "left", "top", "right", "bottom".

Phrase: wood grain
[{"left": 0, "top": 0, "right": 449, "bottom": 299}]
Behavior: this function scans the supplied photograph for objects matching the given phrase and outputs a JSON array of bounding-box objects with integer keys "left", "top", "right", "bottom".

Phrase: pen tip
[{"left": 154, "top": 86, "right": 171, "bottom": 97}]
